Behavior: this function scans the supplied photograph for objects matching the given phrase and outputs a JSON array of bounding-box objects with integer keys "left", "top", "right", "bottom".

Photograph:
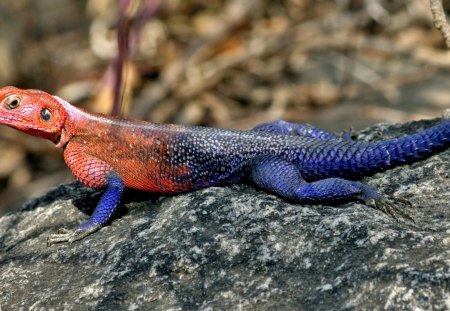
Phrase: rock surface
[{"left": 1, "top": 119, "right": 450, "bottom": 311}]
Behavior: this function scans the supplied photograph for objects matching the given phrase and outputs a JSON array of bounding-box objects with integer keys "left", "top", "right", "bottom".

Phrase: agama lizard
[{"left": 0, "top": 86, "right": 448, "bottom": 245}]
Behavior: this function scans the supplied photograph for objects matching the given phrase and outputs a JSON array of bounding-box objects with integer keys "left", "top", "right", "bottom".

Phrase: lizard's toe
[
  {"left": 47, "top": 224, "right": 102, "bottom": 246},
  {"left": 369, "top": 196, "right": 415, "bottom": 224}
]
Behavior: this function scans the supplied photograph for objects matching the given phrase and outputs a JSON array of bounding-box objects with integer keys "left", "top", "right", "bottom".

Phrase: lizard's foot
[
  {"left": 356, "top": 184, "right": 415, "bottom": 223},
  {"left": 366, "top": 196, "right": 415, "bottom": 223},
  {"left": 47, "top": 224, "right": 102, "bottom": 246}
]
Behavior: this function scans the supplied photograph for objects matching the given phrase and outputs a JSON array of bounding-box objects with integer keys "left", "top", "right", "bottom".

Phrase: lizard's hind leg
[
  {"left": 246, "top": 156, "right": 413, "bottom": 221},
  {"left": 251, "top": 120, "right": 350, "bottom": 140}
]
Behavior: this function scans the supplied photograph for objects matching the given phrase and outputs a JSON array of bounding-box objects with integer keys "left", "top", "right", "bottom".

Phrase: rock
[{"left": 1, "top": 119, "right": 450, "bottom": 310}]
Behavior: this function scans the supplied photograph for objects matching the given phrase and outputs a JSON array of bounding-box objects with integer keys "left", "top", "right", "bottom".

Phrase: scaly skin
[{"left": 0, "top": 86, "right": 449, "bottom": 244}]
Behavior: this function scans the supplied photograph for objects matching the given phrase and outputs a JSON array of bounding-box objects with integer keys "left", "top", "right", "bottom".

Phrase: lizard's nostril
[{"left": 3, "top": 95, "right": 21, "bottom": 109}]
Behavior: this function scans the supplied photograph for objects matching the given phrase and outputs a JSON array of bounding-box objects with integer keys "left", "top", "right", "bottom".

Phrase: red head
[{"left": 0, "top": 86, "right": 71, "bottom": 147}]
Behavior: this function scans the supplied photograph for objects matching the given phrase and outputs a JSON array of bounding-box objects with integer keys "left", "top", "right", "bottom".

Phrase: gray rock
[{"left": 1, "top": 119, "right": 450, "bottom": 311}]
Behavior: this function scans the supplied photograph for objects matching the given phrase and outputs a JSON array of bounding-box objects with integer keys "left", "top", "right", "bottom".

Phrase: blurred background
[{"left": 0, "top": 0, "right": 449, "bottom": 215}]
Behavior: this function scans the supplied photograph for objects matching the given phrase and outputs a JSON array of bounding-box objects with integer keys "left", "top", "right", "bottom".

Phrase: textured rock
[{"left": 1, "top": 119, "right": 450, "bottom": 310}]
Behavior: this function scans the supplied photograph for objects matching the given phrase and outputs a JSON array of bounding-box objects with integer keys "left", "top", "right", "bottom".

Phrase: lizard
[{"left": 0, "top": 86, "right": 449, "bottom": 245}]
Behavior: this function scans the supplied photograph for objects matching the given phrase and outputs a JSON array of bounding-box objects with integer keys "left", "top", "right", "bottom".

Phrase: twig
[{"left": 429, "top": 0, "right": 450, "bottom": 48}]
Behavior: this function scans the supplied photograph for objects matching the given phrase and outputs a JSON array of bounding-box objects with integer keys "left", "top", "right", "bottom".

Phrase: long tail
[
  {"left": 381, "top": 118, "right": 450, "bottom": 164},
  {"left": 302, "top": 117, "right": 450, "bottom": 180}
]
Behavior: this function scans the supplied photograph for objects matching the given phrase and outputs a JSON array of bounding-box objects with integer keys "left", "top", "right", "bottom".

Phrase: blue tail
[
  {"left": 301, "top": 118, "right": 450, "bottom": 180},
  {"left": 379, "top": 119, "right": 450, "bottom": 168}
]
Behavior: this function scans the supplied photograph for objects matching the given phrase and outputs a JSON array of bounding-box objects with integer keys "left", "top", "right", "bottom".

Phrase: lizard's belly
[
  {"left": 115, "top": 157, "right": 243, "bottom": 193},
  {"left": 114, "top": 159, "right": 194, "bottom": 193}
]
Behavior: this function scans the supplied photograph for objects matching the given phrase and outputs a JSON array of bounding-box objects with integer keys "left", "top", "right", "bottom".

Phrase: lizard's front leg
[
  {"left": 47, "top": 144, "right": 125, "bottom": 245},
  {"left": 47, "top": 172, "right": 124, "bottom": 245}
]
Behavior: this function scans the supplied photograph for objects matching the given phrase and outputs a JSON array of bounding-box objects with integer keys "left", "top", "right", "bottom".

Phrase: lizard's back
[{"left": 68, "top": 115, "right": 450, "bottom": 192}]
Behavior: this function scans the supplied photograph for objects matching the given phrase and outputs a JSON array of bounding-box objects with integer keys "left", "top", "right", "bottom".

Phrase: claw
[
  {"left": 368, "top": 196, "right": 416, "bottom": 224},
  {"left": 394, "top": 197, "right": 413, "bottom": 207},
  {"left": 47, "top": 224, "right": 102, "bottom": 246}
]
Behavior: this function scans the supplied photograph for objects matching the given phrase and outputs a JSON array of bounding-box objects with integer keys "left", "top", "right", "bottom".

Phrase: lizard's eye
[
  {"left": 41, "top": 108, "right": 52, "bottom": 121},
  {"left": 3, "top": 95, "right": 20, "bottom": 109}
]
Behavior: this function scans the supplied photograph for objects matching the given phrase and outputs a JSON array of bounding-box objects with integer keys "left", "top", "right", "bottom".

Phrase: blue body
[{"left": 49, "top": 118, "right": 450, "bottom": 243}]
